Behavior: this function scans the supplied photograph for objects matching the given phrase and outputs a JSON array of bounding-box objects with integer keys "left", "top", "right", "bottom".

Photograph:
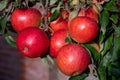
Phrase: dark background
[{"left": 0, "top": 35, "right": 68, "bottom": 80}]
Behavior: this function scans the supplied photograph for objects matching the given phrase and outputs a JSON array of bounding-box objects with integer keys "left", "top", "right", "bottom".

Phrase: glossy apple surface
[
  {"left": 56, "top": 44, "right": 90, "bottom": 76},
  {"left": 11, "top": 8, "right": 41, "bottom": 32},
  {"left": 16, "top": 27, "right": 49, "bottom": 58},
  {"left": 49, "top": 30, "right": 68, "bottom": 58},
  {"left": 69, "top": 16, "right": 99, "bottom": 43}
]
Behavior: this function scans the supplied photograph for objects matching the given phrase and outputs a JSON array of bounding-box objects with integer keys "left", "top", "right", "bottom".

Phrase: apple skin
[
  {"left": 16, "top": 27, "right": 49, "bottom": 58},
  {"left": 11, "top": 8, "right": 41, "bottom": 32},
  {"left": 69, "top": 16, "right": 99, "bottom": 43},
  {"left": 79, "top": 7, "right": 98, "bottom": 22},
  {"left": 49, "top": 17, "right": 68, "bottom": 33},
  {"left": 56, "top": 44, "right": 90, "bottom": 76},
  {"left": 49, "top": 29, "right": 68, "bottom": 58},
  {"left": 51, "top": 20, "right": 68, "bottom": 32}
]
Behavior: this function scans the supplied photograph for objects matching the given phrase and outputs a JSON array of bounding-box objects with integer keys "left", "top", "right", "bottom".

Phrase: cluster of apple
[{"left": 10, "top": 6, "right": 99, "bottom": 76}]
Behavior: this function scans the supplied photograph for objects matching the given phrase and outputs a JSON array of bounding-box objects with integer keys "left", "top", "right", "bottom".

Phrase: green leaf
[
  {"left": 99, "top": 10, "right": 109, "bottom": 34},
  {"left": 110, "top": 14, "right": 119, "bottom": 24},
  {"left": 41, "top": 55, "right": 55, "bottom": 67},
  {"left": 69, "top": 73, "right": 87, "bottom": 80},
  {"left": 108, "top": 62, "right": 120, "bottom": 78},
  {"left": 112, "top": 24, "right": 120, "bottom": 37},
  {"left": 99, "top": 31, "right": 106, "bottom": 43},
  {"left": 50, "top": 0, "right": 57, "bottom": 5},
  {"left": 50, "top": 9, "right": 60, "bottom": 21},
  {"left": 50, "top": 1, "right": 62, "bottom": 21},
  {"left": 84, "top": 44, "right": 99, "bottom": 63},
  {"left": 4, "top": 32, "right": 16, "bottom": 47},
  {"left": 0, "top": 0, "right": 8, "bottom": 11},
  {"left": 41, "top": 57, "right": 50, "bottom": 67},
  {"left": 100, "top": 34, "right": 113, "bottom": 56},
  {"left": 98, "top": 52, "right": 111, "bottom": 80},
  {"left": 0, "top": 15, "right": 7, "bottom": 33},
  {"left": 103, "top": 0, "right": 119, "bottom": 12},
  {"left": 111, "top": 36, "right": 120, "bottom": 61},
  {"left": 65, "top": 34, "right": 73, "bottom": 44}
]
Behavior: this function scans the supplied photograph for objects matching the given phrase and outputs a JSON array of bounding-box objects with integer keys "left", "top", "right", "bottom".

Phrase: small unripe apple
[
  {"left": 69, "top": 16, "right": 99, "bottom": 43},
  {"left": 49, "top": 29, "right": 68, "bottom": 58},
  {"left": 16, "top": 27, "right": 49, "bottom": 58},
  {"left": 56, "top": 44, "right": 90, "bottom": 76},
  {"left": 11, "top": 8, "right": 42, "bottom": 32}
]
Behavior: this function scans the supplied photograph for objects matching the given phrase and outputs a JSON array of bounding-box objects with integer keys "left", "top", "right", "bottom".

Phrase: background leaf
[
  {"left": 0, "top": 0, "right": 8, "bottom": 11},
  {"left": 0, "top": 15, "right": 7, "bottom": 33},
  {"left": 98, "top": 52, "right": 111, "bottom": 80},
  {"left": 110, "top": 14, "right": 119, "bottom": 24},
  {"left": 4, "top": 32, "right": 16, "bottom": 47},
  {"left": 69, "top": 73, "right": 87, "bottom": 80},
  {"left": 99, "top": 10, "right": 109, "bottom": 34},
  {"left": 50, "top": 0, "right": 57, "bottom": 5},
  {"left": 50, "top": 9, "right": 60, "bottom": 21},
  {"left": 100, "top": 34, "right": 113, "bottom": 56},
  {"left": 111, "top": 36, "right": 120, "bottom": 62},
  {"left": 108, "top": 62, "right": 120, "bottom": 78},
  {"left": 84, "top": 44, "right": 99, "bottom": 63},
  {"left": 103, "top": 0, "right": 119, "bottom": 12}
]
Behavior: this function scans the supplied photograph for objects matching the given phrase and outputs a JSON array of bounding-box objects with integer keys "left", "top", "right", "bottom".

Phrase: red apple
[
  {"left": 11, "top": 8, "right": 42, "bottom": 32},
  {"left": 56, "top": 44, "right": 90, "bottom": 76},
  {"left": 79, "top": 7, "right": 98, "bottom": 22},
  {"left": 49, "top": 17, "right": 68, "bottom": 32},
  {"left": 49, "top": 29, "right": 68, "bottom": 58},
  {"left": 16, "top": 27, "right": 49, "bottom": 58},
  {"left": 69, "top": 16, "right": 99, "bottom": 43},
  {"left": 52, "top": 20, "right": 68, "bottom": 32}
]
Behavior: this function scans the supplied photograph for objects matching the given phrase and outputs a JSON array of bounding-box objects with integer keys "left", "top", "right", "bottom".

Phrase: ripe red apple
[
  {"left": 56, "top": 44, "right": 90, "bottom": 76},
  {"left": 16, "top": 27, "right": 49, "bottom": 58},
  {"left": 49, "top": 29, "right": 68, "bottom": 58},
  {"left": 49, "top": 17, "right": 68, "bottom": 32},
  {"left": 11, "top": 8, "right": 42, "bottom": 32},
  {"left": 69, "top": 16, "right": 99, "bottom": 43},
  {"left": 52, "top": 20, "right": 68, "bottom": 32},
  {"left": 79, "top": 7, "right": 98, "bottom": 22}
]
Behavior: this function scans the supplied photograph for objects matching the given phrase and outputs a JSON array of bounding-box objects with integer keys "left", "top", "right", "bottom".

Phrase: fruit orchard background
[{"left": 0, "top": 0, "right": 120, "bottom": 80}]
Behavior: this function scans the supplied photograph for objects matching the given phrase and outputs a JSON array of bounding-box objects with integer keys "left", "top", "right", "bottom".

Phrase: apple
[
  {"left": 69, "top": 16, "right": 99, "bottom": 43},
  {"left": 49, "top": 17, "right": 68, "bottom": 32},
  {"left": 49, "top": 29, "right": 68, "bottom": 58},
  {"left": 79, "top": 7, "right": 98, "bottom": 22},
  {"left": 11, "top": 8, "right": 42, "bottom": 32},
  {"left": 16, "top": 27, "right": 49, "bottom": 58},
  {"left": 49, "top": 16, "right": 63, "bottom": 32},
  {"left": 52, "top": 20, "right": 68, "bottom": 32},
  {"left": 56, "top": 44, "right": 90, "bottom": 76}
]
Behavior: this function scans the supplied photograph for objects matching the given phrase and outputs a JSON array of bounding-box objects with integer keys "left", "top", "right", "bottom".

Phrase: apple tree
[{"left": 0, "top": 0, "right": 120, "bottom": 80}]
